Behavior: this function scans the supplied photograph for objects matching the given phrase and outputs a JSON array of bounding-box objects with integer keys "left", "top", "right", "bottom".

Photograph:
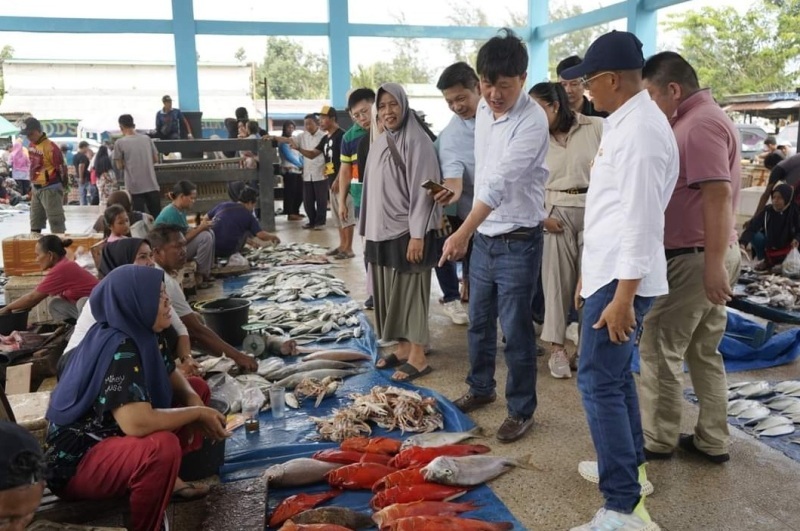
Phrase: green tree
[
  {"left": 444, "top": 1, "right": 489, "bottom": 66},
  {"left": 0, "top": 45, "right": 14, "bottom": 103},
  {"left": 350, "top": 39, "right": 431, "bottom": 88},
  {"left": 255, "top": 37, "right": 329, "bottom": 99},
  {"left": 234, "top": 47, "right": 247, "bottom": 62},
  {"left": 667, "top": 0, "right": 800, "bottom": 98}
]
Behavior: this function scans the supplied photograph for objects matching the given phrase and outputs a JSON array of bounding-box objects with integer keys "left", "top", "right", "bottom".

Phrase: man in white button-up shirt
[
  {"left": 441, "top": 29, "right": 549, "bottom": 444},
  {"left": 560, "top": 31, "right": 679, "bottom": 531}
]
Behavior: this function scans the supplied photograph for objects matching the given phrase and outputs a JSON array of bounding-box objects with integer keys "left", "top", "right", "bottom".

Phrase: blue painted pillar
[
  {"left": 527, "top": 0, "right": 549, "bottom": 85},
  {"left": 171, "top": 0, "right": 200, "bottom": 111},
  {"left": 328, "top": 0, "right": 351, "bottom": 107},
  {"left": 627, "top": 0, "right": 657, "bottom": 58}
]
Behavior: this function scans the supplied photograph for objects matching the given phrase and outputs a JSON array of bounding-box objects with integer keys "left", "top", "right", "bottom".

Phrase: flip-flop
[
  {"left": 391, "top": 362, "right": 433, "bottom": 382},
  {"left": 326, "top": 248, "right": 342, "bottom": 256},
  {"left": 171, "top": 482, "right": 210, "bottom": 503},
  {"left": 376, "top": 353, "right": 404, "bottom": 369},
  {"left": 334, "top": 251, "right": 356, "bottom": 260}
]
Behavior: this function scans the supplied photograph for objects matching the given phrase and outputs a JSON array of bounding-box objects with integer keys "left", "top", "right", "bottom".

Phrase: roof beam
[{"left": 0, "top": 17, "right": 171, "bottom": 34}]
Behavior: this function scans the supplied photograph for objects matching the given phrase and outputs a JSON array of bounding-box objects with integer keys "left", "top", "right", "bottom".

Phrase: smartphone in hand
[{"left": 421, "top": 180, "right": 453, "bottom": 195}]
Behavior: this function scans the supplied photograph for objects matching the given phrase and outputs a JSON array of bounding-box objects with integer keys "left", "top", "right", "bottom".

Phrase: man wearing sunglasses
[{"left": 560, "top": 31, "right": 679, "bottom": 531}]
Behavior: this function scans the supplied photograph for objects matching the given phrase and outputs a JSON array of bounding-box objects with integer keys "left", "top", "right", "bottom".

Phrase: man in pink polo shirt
[{"left": 639, "top": 52, "right": 741, "bottom": 465}]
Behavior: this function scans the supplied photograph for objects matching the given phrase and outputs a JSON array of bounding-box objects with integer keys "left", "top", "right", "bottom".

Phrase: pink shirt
[
  {"left": 664, "top": 90, "right": 741, "bottom": 249},
  {"left": 106, "top": 234, "right": 126, "bottom": 243}
]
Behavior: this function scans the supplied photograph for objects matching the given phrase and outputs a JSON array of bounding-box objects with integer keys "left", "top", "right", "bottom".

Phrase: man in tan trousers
[{"left": 639, "top": 52, "right": 741, "bottom": 464}]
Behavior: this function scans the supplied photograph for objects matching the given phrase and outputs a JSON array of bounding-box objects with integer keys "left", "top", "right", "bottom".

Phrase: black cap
[
  {"left": 0, "top": 421, "right": 44, "bottom": 490},
  {"left": 559, "top": 30, "right": 645, "bottom": 80},
  {"left": 19, "top": 117, "right": 42, "bottom": 136}
]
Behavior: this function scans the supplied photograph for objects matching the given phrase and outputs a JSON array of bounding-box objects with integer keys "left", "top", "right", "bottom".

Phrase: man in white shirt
[
  {"left": 294, "top": 114, "right": 326, "bottom": 229},
  {"left": 440, "top": 29, "right": 549, "bottom": 443},
  {"left": 559, "top": 31, "right": 679, "bottom": 531}
]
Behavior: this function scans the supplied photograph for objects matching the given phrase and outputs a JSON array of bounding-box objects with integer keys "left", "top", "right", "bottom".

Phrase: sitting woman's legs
[
  {"left": 48, "top": 297, "right": 79, "bottom": 322},
  {"left": 64, "top": 431, "right": 181, "bottom": 531},
  {"left": 186, "top": 231, "right": 215, "bottom": 278}
]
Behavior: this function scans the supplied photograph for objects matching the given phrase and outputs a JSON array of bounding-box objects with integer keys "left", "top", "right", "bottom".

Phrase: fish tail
[
  {"left": 514, "top": 453, "right": 538, "bottom": 470},
  {"left": 491, "top": 522, "right": 514, "bottom": 531},
  {"left": 468, "top": 425, "right": 486, "bottom": 438}
]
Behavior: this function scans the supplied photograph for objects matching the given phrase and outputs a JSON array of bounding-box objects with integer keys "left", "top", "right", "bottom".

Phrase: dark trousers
[
  {"left": 434, "top": 216, "right": 471, "bottom": 303},
  {"left": 132, "top": 190, "right": 162, "bottom": 217},
  {"left": 283, "top": 171, "right": 303, "bottom": 215},
  {"left": 303, "top": 180, "right": 329, "bottom": 227},
  {"left": 15, "top": 179, "right": 31, "bottom": 196}
]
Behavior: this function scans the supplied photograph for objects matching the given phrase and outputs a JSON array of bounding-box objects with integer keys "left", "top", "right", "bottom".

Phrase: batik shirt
[{"left": 44, "top": 338, "right": 174, "bottom": 492}]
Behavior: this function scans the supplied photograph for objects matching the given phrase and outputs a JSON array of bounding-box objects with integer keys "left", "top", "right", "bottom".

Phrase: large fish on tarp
[
  {"left": 278, "top": 521, "right": 352, "bottom": 531},
  {"left": 325, "top": 463, "right": 398, "bottom": 490},
  {"left": 370, "top": 484, "right": 468, "bottom": 510},
  {"left": 300, "top": 349, "right": 373, "bottom": 362},
  {"left": 389, "top": 445, "right": 491, "bottom": 469},
  {"left": 400, "top": 427, "right": 484, "bottom": 450},
  {"left": 341, "top": 436, "right": 402, "bottom": 455},
  {"left": 268, "top": 490, "right": 341, "bottom": 528},
  {"left": 380, "top": 515, "right": 513, "bottom": 531},
  {"left": 421, "top": 454, "right": 535, "bottom": 486},
  {"left": 273, "top": 368, "right": 368, "bottom": 389},
  {"left": 287, "top": 507, "right": 374, "bottom": 529},
  {"left": 313, "top": 449, "right": 392, "bottom": 466},
  {"left": 372, "top": 468, "right": 426, "bottom": 492},
  {"left": 263, "top": 458, "right": 344, "bottom": 487},
  {"left": 371, "top": 500, "right": 480, "bottom": 527}
]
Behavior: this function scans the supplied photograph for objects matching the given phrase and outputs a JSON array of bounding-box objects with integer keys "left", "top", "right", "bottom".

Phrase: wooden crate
[
  {"left": 5, "top": 274, "right": 51, "bottom": 324},
  {"left": 2, "top": 233, "right": 104, "bottom": 276}
]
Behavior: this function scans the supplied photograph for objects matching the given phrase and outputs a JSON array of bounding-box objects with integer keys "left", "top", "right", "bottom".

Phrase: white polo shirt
[{"left": 581, "top": 90, "right": 679, "bottom": 299}]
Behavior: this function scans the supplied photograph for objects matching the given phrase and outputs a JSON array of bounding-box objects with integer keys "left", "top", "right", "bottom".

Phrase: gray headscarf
[{"left": 359, "top": 83, "right": 441, "bottom": 242}]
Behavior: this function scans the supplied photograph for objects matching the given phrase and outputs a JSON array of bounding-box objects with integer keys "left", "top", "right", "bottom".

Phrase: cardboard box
[{"left": 2, "top": 233, "right": 104, "bottom": 276}]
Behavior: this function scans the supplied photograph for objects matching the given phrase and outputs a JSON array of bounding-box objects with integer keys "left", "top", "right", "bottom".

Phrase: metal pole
[{"left": 263, "top": 78, "right": 269, "bottom": 130}]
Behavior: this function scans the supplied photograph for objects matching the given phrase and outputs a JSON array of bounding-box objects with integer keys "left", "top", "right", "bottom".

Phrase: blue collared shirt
[
  {"left": 474, "top": 90, "right": 550, "bottom": 236},
  {"left": 437, "top": 114, "right": 475, "bottom": 220}
]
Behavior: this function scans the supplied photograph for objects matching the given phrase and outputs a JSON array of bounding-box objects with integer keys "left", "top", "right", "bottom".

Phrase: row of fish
[
  {"left": 265, "top": 433, "right": 524, "bottom": 530},
  {"left": 234, "top": 267, "right": 349, "bottom": 303},
  {"left": 309, "top": 387, "right": 444, "bottom": 442},
  {"left": 742, "top": 275, "right": 800, "bottom": 308},
  {"left": 245, "top": 300, "right": 363, "bottom": 338},
  {"left": 245, "top": 242, "right": 330, "bottom": 268},
  {"left": 727, "top": 380, "right": 800, "bottom": 437}
]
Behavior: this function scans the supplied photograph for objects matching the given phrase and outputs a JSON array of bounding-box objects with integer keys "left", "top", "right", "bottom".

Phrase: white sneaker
[
  {"left": 548, "top": 349, "right": 572, "bottom": 379},
  {"left": 566, "top": 322, "right": 580, "bottom": 345},
  {"left": 578, "top": 461, "right": 655, "bottom": 496},
  {"left": 377, "top": 339, "right": 398, "bottom": 348},
  {"left": 443, "top": 300, "right": 469, "bottom": 325},
  {"left": 570, "top": 506, "right": 660, "bottom": 531}
]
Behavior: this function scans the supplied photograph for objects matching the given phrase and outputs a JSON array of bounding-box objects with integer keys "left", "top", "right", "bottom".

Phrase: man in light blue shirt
[
  {"left": 432, "top": 62, "right": 480, "bottom": 326},
  {"left": 441, "top": 29, "right": 549, "bottom": 443}
]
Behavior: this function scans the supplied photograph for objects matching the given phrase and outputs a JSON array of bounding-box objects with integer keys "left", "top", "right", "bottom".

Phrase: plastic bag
[
  {"left": 74, "top": 246, "right": 98, "bottom": 277},
  {"left": 227, "top": 253, "right": 248, "bottom": 268},
  {"left": 782, "top": 248, "right": 800, "bottom": 277},
  {"left": 208, "top": 372, "right": 243, "bottom": 413}
]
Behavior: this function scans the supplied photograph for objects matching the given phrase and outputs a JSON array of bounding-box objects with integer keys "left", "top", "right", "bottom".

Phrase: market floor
[{"left": 17, "top": 207, "right": 800, "bottom": 531}]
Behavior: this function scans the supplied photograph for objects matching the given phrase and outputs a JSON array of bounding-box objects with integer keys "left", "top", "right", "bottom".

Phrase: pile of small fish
[
  {"left": 234, "top": 267, "right": 349, "bottom": 303},
  {"left": 309, "top": 386, "right": 444, "bottom": 442},
  {"left": 727, "top": 380, "right": 800, "bottom": 437},
  {"left": 263, "top": 431, "right": 525, "bottom": 530},
  {"left": 246, "top": 242, "right": 330, "bottom": 268},
  {"left": 244, "top": 300, "right": 363, "bottom": 343},
  {"left": 742, "top": 275, "right": 800, "bottom": 309}
]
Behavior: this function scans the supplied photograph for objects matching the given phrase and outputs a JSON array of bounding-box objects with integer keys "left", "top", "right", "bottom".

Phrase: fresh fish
[
  {"left": 381, "top": 516, "right": 513, "bottom": 531},
  {"left": 300, "top": 349, "right": 372, "bottom": 362},
  {"left": 371, "top": 501, "right": 480, "bottom": 528},
  {"left": 258, "top": 357, "right": 286, "bottom": 377},
  {"left": 326, "top": 462, "right": 399, "bottom": 490},
  {"left": 341, "top": 436, "right": 402, "bottom": 456},
  {"left": 278, "top": 521, "right": 352, "bottom": 531},
  {"left": 286, "top": 392, "right": 300, "bottom": 409},
  {"left": 727, "top": 399, "right": 761, "bottom": 416},
  {"left": 274, "top": 368, "right": 369, "bottom": 390},
  {"left": 313, "top": 449, "right": 392, "bottom": 466},
  {"left": 370, "top": 484, "right": 469, "bottom": 511},
  {"left": 785, "top": 389, "right": 800, "bottom": 398},
  {"left": 783, "top": 402, "right": 800, "bottom": 415},
  {"left": 263, "top": 458, "right": 344, "bottom": 487},
  {"left": 774, "top": 380, "right": 800, "bottom": 394},
  {"left": 401, "top": 427, "right": 485, "bottom": 450},
  {"left": 763, "top": 396, "right": 800, "bottom": 411},
  {"left": 373, "top": 468, "right": 427, "bottom": 493},
  {"left": 753, "top": 416, "right": 793, "bottom": 432},
  {"left": 728, "top": 381, "right": 755, "bottom": 390},
  {"left": 736, "top": 381, "right": 773, "bottom": 398},
  {"left": 288, "top": 507, "right": 374, "bottom": 529},
  {"left": 736, "top": 404, "right": 771, "bottom": 421},
  {"left": 200, "top": 355, "right": 236, "bottom": 374},
  {"left": 421, "top": 454, "right": 534, "bottom": 486},
  {"left": 389, "top": 445, "right": 492, "bottom": 469},
  {"left": 268, "top": 490, "right": 342, "bottom": 528},
  {"left": 758, "top": 424, "right": 796, "bottom": 437},
  {"left": 266, "top": 360, "right": 360, "bottom": 382}
]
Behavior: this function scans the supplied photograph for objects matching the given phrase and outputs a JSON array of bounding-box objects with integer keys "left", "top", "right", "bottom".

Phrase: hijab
[
  {"left": 775, "top": 183, "right": 794, "bottom": 207},
  {"left": 47, "top": 265, "right": 172, "bottom": 426},
  {"left": 99, "top": 238, "right": 147, "bottom": 278}
]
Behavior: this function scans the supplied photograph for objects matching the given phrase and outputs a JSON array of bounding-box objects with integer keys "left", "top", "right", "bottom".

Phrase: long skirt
[{"left": 372, "top": 265, "right": 431, "bottom": 345}]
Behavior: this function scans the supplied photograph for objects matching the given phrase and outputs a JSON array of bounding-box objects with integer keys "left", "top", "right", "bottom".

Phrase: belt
[
  {"left": 665, "top": 246, "right": 704, "bottom": 260},
  {"left": 486, "top": 226, "right": 541, "bottom": 241},
  {"left": 556, "top": 187, "right": 589, "bottom": 195}
]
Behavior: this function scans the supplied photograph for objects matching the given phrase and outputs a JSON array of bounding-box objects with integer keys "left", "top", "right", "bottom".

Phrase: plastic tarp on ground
[
  {"left": 631, "top": 311, "right": 800, "bottom": 373},
  {"left": 217, "top": 273, "right": 525, "bottom": 530},
  {"left": 685, "top": 388, "right": 800, "bottom": 463}
]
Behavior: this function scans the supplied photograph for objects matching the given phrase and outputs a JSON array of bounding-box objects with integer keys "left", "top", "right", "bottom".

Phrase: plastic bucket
[
  {"left": 0, "top": 307, "right": 29, "bottom": 336},
  {"left": 196, "top": 298, "right": 251, "bottom": 346}
]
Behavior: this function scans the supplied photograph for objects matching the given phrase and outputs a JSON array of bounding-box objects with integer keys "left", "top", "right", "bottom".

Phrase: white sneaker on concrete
[
  {"left": 578, "top": 461, "right": 654, "bottom": 496},
  {"left": 377, "top": 339, "right": 398, "bottom": 348},
  {"left": 443, "top": 300, "right": 469, "bottom": 325},
  {"left": 548, "top": 349, "right": 572, "bottom": 379},
  {"left": 566, "top": 322, "right": 580, "bottom": 345},
  {"left": 570, "top": 506, "right": 660, "bottom": 531}
]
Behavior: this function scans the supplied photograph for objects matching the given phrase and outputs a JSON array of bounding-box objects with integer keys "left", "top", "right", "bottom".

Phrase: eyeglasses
[
  {"left": 580, "top": 71, "right": 614, "bottom": 89},
  {"left": 351, "top": 109, "right": 370, "bottom": 119}
]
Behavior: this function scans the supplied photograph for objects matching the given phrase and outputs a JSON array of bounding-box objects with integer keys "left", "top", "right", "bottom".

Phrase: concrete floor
[{"left": 11, "top": 206, "right": 800, "bottom": 530}]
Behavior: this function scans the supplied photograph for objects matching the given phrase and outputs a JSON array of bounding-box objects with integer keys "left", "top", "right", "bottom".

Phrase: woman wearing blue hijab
[{"left": 44, "top": 265, "right": 227, "bottom": 531}]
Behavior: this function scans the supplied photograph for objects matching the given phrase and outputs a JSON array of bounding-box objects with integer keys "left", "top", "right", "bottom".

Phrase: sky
[{"left": 1, "top": 0, "right": 753, "bottom": 73}]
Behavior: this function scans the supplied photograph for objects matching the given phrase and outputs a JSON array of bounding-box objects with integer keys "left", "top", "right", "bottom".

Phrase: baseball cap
[
  {"left": 19, "top": 117, "right": 42, "bottom": 136},
  {"left": 162, "top": 95, "right": 172, "bottom": 102},
  {"left": 320, "top": 105, "right": 337, "bottom": 118},
  {"left": 559, "top": 30, "right": 645, "bottom": 80},
  {"left": 0, "top": 421, "right": 44, "bottom": 490}
]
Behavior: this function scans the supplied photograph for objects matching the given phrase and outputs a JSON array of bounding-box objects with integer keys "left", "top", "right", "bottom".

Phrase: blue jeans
[
  {"left": 467, "top": 229, "right": 542, "bottom": 419},
  {"left": 752, "top": 232, "right": 766, "bottom": 260},
  {"left": 78, "top": 182, "right": 91, "bottom": 205},
  {"left": 577, "top": 280, "right": 654, "bottom": 513}
]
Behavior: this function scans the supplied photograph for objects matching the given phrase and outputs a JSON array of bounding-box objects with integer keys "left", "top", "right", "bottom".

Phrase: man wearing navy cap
[
  {"left": 561, "top": 30, "right": 678, "bottom": 531},
  {"left": 0, "top": 422, "right": 45, "bottom": 529}
]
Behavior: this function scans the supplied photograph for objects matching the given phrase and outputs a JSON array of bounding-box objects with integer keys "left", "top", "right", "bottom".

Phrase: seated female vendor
[
  {"left": 741, "top": 183, "right": 800, "bottom": 270},
  {"left": 45, "top": 265, "right": 227, "bottom": 531},
  {"left": 65, "top": 238, "right": 202, "bottom": 377},
  {"left": 93, "top": 190, "right": 153, "bottom": 238},
  {"left": 0, "top": 236, "right": 98, "bottom": 322},
  {"left": 208, "top": 185, "right": 280, "bottom": 258}
]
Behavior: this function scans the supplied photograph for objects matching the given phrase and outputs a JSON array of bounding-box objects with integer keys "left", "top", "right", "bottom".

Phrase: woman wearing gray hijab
[{"left": 359, "top": 83, "right": 441, "bottom": 382}]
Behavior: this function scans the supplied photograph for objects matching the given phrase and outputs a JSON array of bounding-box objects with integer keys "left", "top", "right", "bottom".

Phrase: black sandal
[
  {"left": 391, "top": 362, "right": 433, "bottom": 382},
  {"left": 376, "top": 353, "right": 404, "bottom": 369}
]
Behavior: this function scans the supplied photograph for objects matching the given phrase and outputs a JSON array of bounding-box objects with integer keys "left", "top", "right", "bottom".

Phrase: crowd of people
[{"left": 2, "top": 25, "right": 798, "bottom": 531}]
